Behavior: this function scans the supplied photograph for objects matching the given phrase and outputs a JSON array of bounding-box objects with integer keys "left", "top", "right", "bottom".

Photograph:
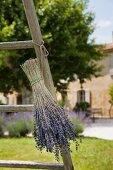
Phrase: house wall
[
  {"left": 68, "top": 75, "right": 112, "bottom": 116},
  {"left": 67, "top": 54, "right": 113, "bottom": 116},
  {"left": 0, "top": 93, "right": 7, "bottom": 104},
  {"left": 0, "top": 92, "right": 18, "bottom": 105}
]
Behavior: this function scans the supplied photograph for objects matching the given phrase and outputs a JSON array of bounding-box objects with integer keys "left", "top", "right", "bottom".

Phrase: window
[
  {"left": 77, "top": 90, "right": 85, "bottom": 102},
  {"left": 77, "top": 90, "right": 91, "bottom": 104}
]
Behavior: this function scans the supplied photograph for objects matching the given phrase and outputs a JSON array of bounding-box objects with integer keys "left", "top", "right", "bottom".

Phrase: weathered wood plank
[
  {"left": 0, "top": 160, "right": 64, "bottom": 169},
  {"left": 22, "top": 0, "right": 56, "bottom": 100},
  {"left": 0, "top": 40, "right": 33, "bottom": 50},
  {"left": 22, "top": 1, "right": 74, "bottom": 169},
  {"left": 0, "top": 105, "right": 34, "bottom": 112}
]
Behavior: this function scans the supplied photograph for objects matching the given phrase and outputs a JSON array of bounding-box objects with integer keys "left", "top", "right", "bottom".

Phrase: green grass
[{"left": 0, "top": 137, "right": 113, "bottom": 170}]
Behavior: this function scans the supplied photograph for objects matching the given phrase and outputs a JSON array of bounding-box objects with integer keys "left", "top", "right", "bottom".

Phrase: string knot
[{"left": 33, "top": 40, "right": 49, "bottom": 57}]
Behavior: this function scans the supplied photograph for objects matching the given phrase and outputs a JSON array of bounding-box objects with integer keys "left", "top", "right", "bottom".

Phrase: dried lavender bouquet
[{"left": 21, "top": 58, "right": 78, "bottom": 160}]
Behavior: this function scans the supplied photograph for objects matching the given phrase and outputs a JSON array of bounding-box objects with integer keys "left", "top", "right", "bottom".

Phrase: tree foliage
[
  {"left": 109, "top": 85, "right": 113, "bottom": 105},
  {"left": 108, "top": 85, "right": 113, "bottom": 115},
  {"left": 0, "top": 0, "right": 103, "bottom": 94}
]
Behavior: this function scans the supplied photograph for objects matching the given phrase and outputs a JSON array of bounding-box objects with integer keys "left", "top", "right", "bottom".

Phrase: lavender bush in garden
[
  {"left": 1, "top": 111, "right": 91, "bottom": 137},
  {"left": 0, "top": 112, "right": 6, "bottom": 137},
  {"left": 67, "top": 111, "right": 91, "bottom": 134},
  {"left": 5, "top": 112, "right": 34, "bottom": 137}
]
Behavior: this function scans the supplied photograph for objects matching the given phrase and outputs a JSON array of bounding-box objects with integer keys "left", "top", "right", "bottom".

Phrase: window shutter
[{"left": 85, "top": 90, "right": 91, "bottom": 103}]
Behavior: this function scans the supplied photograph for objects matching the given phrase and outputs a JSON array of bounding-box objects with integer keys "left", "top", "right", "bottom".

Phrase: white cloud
[{"left": 97, "top": 19, "right": 113, "bottom": 28}]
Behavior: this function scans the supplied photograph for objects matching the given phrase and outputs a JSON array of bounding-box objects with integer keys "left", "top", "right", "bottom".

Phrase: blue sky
[{"left": 88, "top": 0, "right": 113, "bottom": 44}]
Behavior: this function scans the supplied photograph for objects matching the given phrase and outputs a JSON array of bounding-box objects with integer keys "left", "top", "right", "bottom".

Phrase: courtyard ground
[{"left": 83, "top": 118, "right": 113, "bottom": 140}]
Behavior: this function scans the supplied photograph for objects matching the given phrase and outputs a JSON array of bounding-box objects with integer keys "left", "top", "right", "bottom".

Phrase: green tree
[
  {"left": 0, "top": 0, "right": 34, "bottom": 94},
  {"left": 0, "top": 0, "right": 103, "bottom": 97},
  {"left": 108, "top": 85, "right": 113, "bottom": 115}
]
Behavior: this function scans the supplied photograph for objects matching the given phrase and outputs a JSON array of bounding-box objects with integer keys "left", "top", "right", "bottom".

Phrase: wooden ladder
[{"left": 0, "top": 0, "right": 74, "bottom": 169}]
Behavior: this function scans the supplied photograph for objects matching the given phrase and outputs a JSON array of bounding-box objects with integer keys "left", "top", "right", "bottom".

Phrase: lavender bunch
[{"left": 21, "top": 58, "right": 79, "bottom": 160}]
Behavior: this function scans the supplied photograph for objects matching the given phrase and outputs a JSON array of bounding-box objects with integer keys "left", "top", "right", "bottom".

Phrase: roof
[{"left": 104, "top": 43, "right": 113, "bottom": 53}]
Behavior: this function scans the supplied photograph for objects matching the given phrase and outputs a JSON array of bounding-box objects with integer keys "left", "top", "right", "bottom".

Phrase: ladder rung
[
  {"left": 0, "top": 104, "right": 34, "bottom": 112},
  {"left": 0, "top": 40, "right": 33, "bottom": 50},
  {"left": 0, "top": 160, "right": 64, "bottom": 169}
]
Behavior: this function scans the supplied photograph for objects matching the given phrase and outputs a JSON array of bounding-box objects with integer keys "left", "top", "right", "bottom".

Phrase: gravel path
[{"left": 82, "top": 123, "right": 113, "bottom": 140}]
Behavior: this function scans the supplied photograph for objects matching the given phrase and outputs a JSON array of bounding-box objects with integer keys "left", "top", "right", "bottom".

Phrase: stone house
[{"left": 66, "top": 43, "right": 113, "bottom": 117}]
